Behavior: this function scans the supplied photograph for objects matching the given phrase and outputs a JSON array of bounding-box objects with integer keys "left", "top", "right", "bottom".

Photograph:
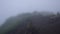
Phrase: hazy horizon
[{"left": 0, "top": 0, "right": 60, "bottom": 25}]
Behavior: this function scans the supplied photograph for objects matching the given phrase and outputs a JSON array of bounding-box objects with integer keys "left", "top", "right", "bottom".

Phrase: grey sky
[{"left": 0, "top": 0, "right": 60, "bottom": 25}]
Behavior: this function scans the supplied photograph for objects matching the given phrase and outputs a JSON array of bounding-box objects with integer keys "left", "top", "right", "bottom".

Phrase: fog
[{"left": 0, "top": 0, "right": 60, "bottom": 25}]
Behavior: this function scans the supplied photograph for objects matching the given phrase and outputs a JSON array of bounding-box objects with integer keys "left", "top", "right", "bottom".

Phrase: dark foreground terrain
[{"left": 0, "top": 12, "right": 60, "bottom": 34}]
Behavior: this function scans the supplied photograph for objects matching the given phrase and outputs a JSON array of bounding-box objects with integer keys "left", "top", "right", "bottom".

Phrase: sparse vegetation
[{"left": 0, "top": 11, "right": 60, "bottom": 34}]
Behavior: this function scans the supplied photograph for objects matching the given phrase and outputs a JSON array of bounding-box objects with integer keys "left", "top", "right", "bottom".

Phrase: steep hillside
[{"left": 0, "top": 12, "right": 60, "bottom": 34}]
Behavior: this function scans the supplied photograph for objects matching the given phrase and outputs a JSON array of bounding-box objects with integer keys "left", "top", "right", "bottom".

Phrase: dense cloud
[{"left": 0, "top": 0, "right": 60, "bottom": 25}]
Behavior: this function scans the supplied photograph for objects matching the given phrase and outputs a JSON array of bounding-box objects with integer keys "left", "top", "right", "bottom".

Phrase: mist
[{"left": 0, "top": 0, "right": 60, "bottom": 25}]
